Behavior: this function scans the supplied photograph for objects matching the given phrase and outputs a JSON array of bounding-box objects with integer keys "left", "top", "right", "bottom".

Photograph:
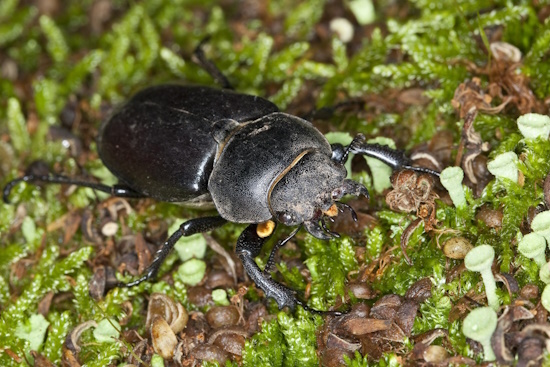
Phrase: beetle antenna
[{"left": 337, "top": 202, "right": 358, "bottom": 222}]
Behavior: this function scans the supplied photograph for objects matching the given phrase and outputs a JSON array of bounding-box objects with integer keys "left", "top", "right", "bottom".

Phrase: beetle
[{"left": 3, "top": 84, "right": 439, "bottom": 313}]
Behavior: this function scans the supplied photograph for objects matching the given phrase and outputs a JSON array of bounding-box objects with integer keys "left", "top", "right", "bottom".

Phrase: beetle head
[{"left": 269, "top": 151, "right": 368, "bottom": 240}]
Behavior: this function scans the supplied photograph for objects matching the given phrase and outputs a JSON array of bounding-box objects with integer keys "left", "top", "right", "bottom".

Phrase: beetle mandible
[{"left": 3, "top": 66, "right": 439, "bottom": 314}]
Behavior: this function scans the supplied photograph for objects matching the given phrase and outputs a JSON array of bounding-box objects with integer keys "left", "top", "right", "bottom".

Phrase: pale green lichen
[
  {"left": 464, "top": 245, "right": 499, "bottom": 310},
  {"left": 14, "top": 313, "right": 50, "bottom": 352},
  {"left": 212, "top": 289, "right": 230, "bottom": 306},
  {"left": 487, "top": 151, "right": 519, "bottom": 183},
  {"left": 174, "top": 230, "right": 207, "bottom": 262},
  {"left": 542, "top": 284, "right": 550, "bottom": 312},
  {"left": 93, "top": 318, "right": 121, "bottom": 344},
  {"left": 517, "top": 113, "right": 550, "bottom": 139},
  {"left": 518, "top": 232, "right": 547, "bottom": 268},
  {"left": 176, "top": 259, "right": 207, "bottom": 286},
  {"left": 531, "top": 211, "right": 550, "bottom": 244},
  {"left": 462, "top": 307, "right": 497, "bottom": 361},
  {"left": 440, "top": 166, "right": 467, "bottom": 208}
]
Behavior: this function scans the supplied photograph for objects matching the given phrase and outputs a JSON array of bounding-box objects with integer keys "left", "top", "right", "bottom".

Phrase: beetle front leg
[
  {"left": 236, "top": 224, "right": 343, "bottom": 315},
  {"left": 349, "top": 134, "right": 440, "bottom": 177},
  {"left": 122, "top": 216, "right": 227, "bottom": 287},
  {"left": 236, "top": 224, "right": 301, "bottom": 311}
]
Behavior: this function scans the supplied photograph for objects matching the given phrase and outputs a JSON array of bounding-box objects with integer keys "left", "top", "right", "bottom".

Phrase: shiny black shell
[
  {"left": 98, "top": 85, "right": 279, "bottom": 202},
  {"left": 209, "top": 113, "right": 332, "bottom": 223}
]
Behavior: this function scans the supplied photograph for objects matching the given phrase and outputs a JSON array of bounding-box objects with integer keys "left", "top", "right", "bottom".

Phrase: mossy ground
[{"left": 1, "top": 0, "right": 550, "bottom": 366}]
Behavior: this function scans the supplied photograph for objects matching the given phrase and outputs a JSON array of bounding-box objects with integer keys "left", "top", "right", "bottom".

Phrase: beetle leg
[
  {"left": 122, "top": 216, "right": 227, "bottom": 287},
  {"left": 193, "top": 37, "right": 234, "bottom": 90},
  {"left": 236, "top": 224, "right": 303, "bottom": 311},
  {"left": 349, "top": 133, "right": 441, "bottom": 177},
  {"left": 330, "top": 143, "right": 346, "bottom": 163},
  {"left": 237, "top": 224, "right": 343, "bottom": 315},
  {"left": 263, "top": 226, "right": 300, "bottom": 275},
  {"left": 336, "top": 202, "right": 358, "bottom": 222},
  {"left": 3, "top": 173, "right": 144, "bottom": 203}
]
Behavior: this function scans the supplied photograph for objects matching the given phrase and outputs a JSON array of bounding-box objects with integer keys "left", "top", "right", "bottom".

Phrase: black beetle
[{"left": 3, "top": 84, "right": 439, "bottom": 313}]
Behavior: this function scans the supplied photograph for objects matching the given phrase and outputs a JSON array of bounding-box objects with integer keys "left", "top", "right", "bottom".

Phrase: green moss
[
  {"left": 1, "top": 0, "right": 550, "bottom": 365},
  {"left": 243, "top": 309, "right": 322, "bottom": 366},
  {"left": 302, "top": 236, "right": 358, "bottom": 310}
]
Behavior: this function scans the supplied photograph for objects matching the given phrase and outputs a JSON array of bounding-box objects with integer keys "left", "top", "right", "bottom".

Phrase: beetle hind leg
[
  {"left": 193, "top": 37, "right": 234, "bottom": 90},
  {"left": 2, "top": 173, "right": 144, "bottom": 203},
  {"left": 121, "top": 216, "right": 227, "bottom": 287}
]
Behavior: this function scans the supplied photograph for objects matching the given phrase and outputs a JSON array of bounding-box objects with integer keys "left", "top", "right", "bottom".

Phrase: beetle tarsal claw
[
  {"left": 304, "top": 220, "right": 332, "bottom": 240},
  {"left": 342, "top": 179, "right": 369, "bottom": 200},
  {"left": 256, "top": 220, "right": 276, "bottom": 238}
]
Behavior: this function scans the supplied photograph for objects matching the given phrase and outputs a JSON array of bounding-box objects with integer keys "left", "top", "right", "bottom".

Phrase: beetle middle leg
[{"left": 122, "top": 216, "right": 227, "bottom": 287}]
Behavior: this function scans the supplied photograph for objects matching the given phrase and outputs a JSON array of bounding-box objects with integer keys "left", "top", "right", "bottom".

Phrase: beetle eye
[
  {"left": 277, "top": 211, "right": 294, "bottom": 225},
  {"left": 331, "top": 188, "right": 343, "bottom": 200}
]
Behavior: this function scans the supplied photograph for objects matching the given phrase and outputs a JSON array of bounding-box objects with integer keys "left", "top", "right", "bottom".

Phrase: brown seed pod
[
  {"left": 442, "top": 237, "right": 473, "bottom": 259},
  {"left": 423, "top": 345, "right": 449, "bottom": 363},
  {"left": 476, "top": 206, "right": 503, "bottom": 229},
  {"left": 151, "top": 317, "right": 178, "bottom": 359},
  {"left": 206, "top": 306, "right": 240, "bottom": 329}
]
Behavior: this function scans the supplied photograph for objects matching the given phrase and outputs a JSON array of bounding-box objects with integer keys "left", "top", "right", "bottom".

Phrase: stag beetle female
[{"left": 3, "top": 83, "right": 439, "bottom": 313}]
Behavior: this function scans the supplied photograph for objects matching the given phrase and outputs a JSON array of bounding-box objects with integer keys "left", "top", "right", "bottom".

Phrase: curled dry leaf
[
  {"left": 517, "top": 337, "right": 545, "bottom": 367},
  {"left": 491, "top": 306, "right": 515, "bottom": 364},
  {"left": 342, "top": 318, "right": 392, "bottom": 335},
  {"left": 88, "top": 265, "right": 117, "bottom": 301},
  {"left": 62, "top": 320, "right": 98, "bottom": 367},
  {"left": 495, "top": 273, "right": 519, "bottom": 298},
  {"left": 119, "top": 301, "right": 133, "bottom": 326},
  {"left": 146, "top": 293, "right": 188, "bottom": 334},
  {"left": 81, "top": 209, "right": 101, "bottom": 243},
  {"left": 405, "top": 278, "right": 432, "bottom": 303},
  {"left": 126, "top": 339, "right": 148, "bottom": 366},
  {"left": 151, "top": 317, "right": 178, "bottom": 359},
  {"left": 544, "top": 172, "right": 550, "bottom": 208},
  {"left": 204, "top": 233, "right": 238, "bottom": 284},
  {"left": 370, "top": 294, "right": 402, "bottom": 320},
  {"left": 190, "top": 344, "right": 230, "bottom": 365},
  {"left": 211, "top": 330, "right": 247, "bottom": 356},
  {"left": 31, "top": 351, "right": 56, "bottom": 367}
]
